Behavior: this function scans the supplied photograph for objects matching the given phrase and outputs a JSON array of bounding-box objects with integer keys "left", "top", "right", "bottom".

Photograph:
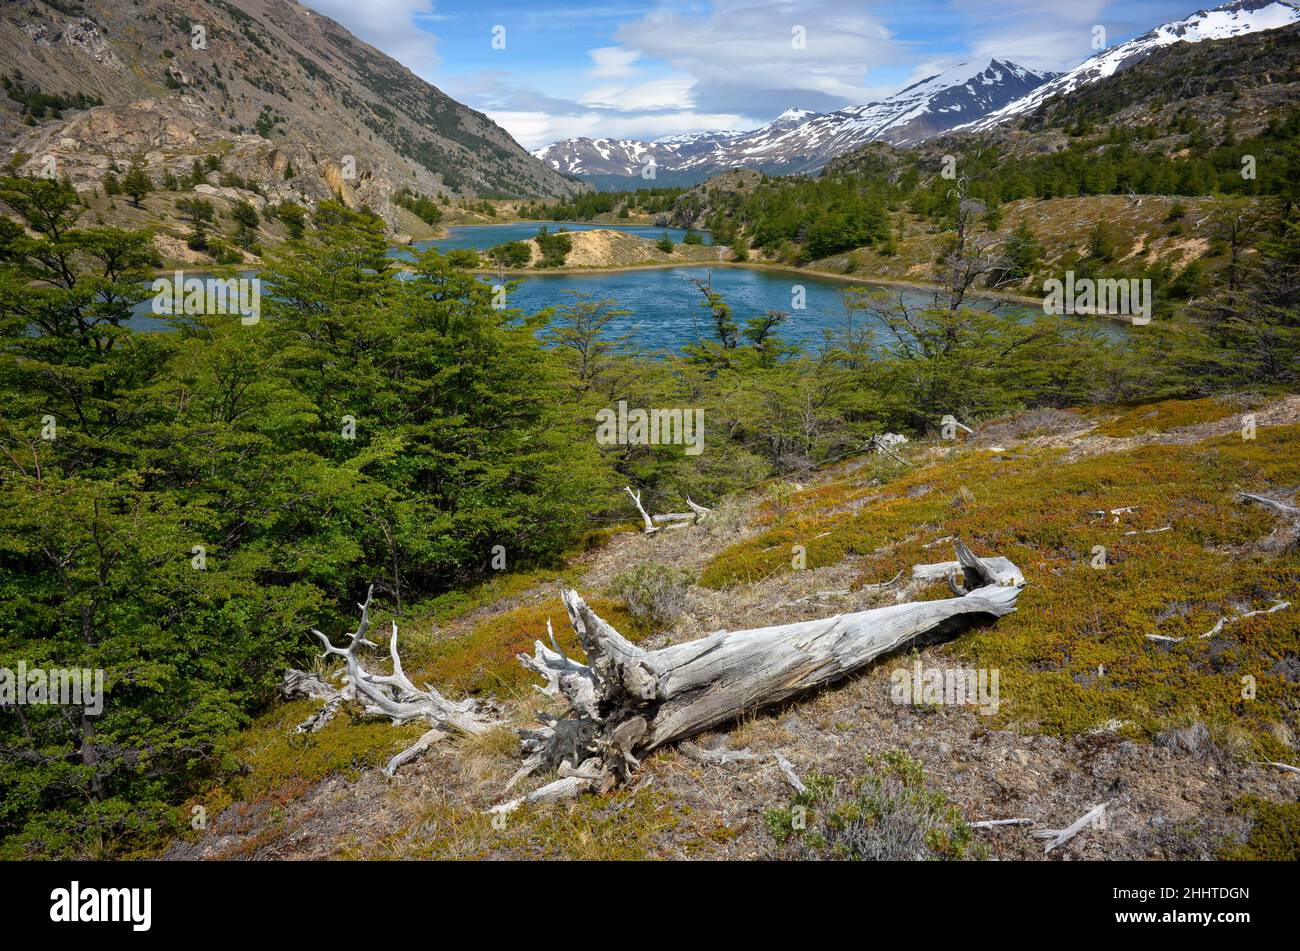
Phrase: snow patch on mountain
[
  {"left": 533, "top": 59, "right": 1057, "bottom": 185},
  {"left": 956, "top": 0, "right": 1300, "bottom": 134}
]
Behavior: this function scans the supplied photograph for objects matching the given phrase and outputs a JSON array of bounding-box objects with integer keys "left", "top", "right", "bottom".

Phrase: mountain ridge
[
  {"left": 533, "top": 58, "right": 1058, "bottom": 189},
  {"left": 536, "top": 0, "right": 1300, "bottom": 190},
  {"left": 955, "top": 0, "right": 1300, "bottom": 134}
]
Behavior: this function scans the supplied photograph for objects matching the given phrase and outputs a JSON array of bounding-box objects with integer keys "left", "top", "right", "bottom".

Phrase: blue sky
[{"left": 300, "top": 0, "right": 1205, "bottom": 149}]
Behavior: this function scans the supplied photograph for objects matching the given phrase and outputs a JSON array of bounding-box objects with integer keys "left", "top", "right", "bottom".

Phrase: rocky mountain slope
[
  {"left": 0, "top": 0, "right": 578, "bottom": 227},
  {"left": 534, "top": 60, "right": 1056, "bottom": 189},
  {"left": 956, "top": 0, "right": 1300, "bottom": 135}
]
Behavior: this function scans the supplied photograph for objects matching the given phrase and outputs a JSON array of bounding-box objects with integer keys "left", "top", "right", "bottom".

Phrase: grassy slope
[
  {"left": 798, "top": 194, "right": 1221, "bottom": 288},
  {"left": 702, "top": 397, "right": 1298, "bottom": 748},
  {"left": 170, "top": 395, "right": 1300, "bottom": 861}
]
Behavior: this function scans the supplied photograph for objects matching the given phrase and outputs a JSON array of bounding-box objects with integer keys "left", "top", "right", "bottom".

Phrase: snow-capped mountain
[
  {"left": 534, "top": 60, "right": 1056, "bottom": 187},
  {"left": 956, "top": 0, "right": 1300, "bottom": 134}
]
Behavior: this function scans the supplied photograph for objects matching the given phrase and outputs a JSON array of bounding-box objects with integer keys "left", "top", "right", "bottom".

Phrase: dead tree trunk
[
  {"left": 282, "top": 586, "right": 500, "bottom": 773},
  {"left": 625, "top": 486, "right": 712, "bottom": 532},
  {"left": 501, "top": 541, "right": 1023, "bottom": 810},
  {"left": 284, "top": 544, "right": 1024, "bottom": 796}
]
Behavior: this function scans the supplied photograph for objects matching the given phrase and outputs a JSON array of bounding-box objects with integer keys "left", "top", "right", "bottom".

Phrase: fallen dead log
[
  {"left": 625, "top": 486, "right": 713, "bottom": 532},
  {"left": 283, "top": 586, "right": 500, "bottom": 774},
  {"left": 1258, "top": 760, "right": 1300, "bottom": 775},
  {"left": 499, "top": 541, "right": 1024, "bottom": 811},
  {"left": 624, "top": 486, "right": 658, "bottom": 533},
  {"left": 1089, "top": 506, "right": 1139, "bottom": 518},
  {"left": 280, "top": 669, "right": 345, "bottom": 734},
  {"left": 867, "top": 433, "right": 908, "bottom": 464},
  {"left": 1201, "top": 600, "right": 1290, "bottom": 638},
  {"left": 685, "top": 497, "right": 712, "bottom": 520},
  {"left": 286, "top": 543, "right": 1024, "bottom": 795}
]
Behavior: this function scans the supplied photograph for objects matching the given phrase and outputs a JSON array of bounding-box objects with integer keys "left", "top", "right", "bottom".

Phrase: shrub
[
  {"left": 765, "top": 751, "right": 977, "bottom": 860},
  {"left": 393, "top": 187, "right": 442, "bottom": 226},
  {"left": 445, "top": 248, "right": 481, "bottom": 269},
  {"left": 608, "top": 563, "right": 694, "bottom": 631},
  {"left": 230, "top": 200, "right": 259, "bottom": 229},
  {"left": 1221, "top": 796, "right": 1300, "bottom": 860},
  {"left": 121, "top": 166, "right": 152, "bottom": 207},
  {"left": 273, "top": 202, "right": 306, "bottom": 239},
  {"left": 534, "top": 226, "right": 572, "bottom": 268},
  {"left": 487, "top": 240, "right": 530, "bottom": 268}
]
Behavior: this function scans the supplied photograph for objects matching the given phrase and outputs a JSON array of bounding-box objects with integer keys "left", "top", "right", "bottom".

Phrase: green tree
[
  {"left": 274, "top": 202, "right": 306, "bottom": 240},
  {"left": 0, "top": 192, "right": 618, "bottom": 857},
  {"left": 175, "top": 196, "right": 215, "bottom": 251},
  {"left": 487, "top": 240, "right": 530, "bottom": 268},
  {"left": 121, "top": 165, "right": 152, "bottom": 208},
  {"left": 544, "top": 292, "right": 631, "bottom": 392},
  {"left": 230, "top": 200, "right": 259, "bottom": 229},
  {"left": 1003, "top": 221, "right": 1044, "bottom": 283},
  {"left": 445, "top": 247, "right": 480, "bottom": 269}
]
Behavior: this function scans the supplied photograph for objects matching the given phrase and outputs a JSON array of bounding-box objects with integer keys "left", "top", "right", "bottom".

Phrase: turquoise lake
[
  {"left": 409, "top": 222, "right": 1047, "bottom": 351},
  {"left": 132, "top": 222, "right": 1115, "bottom": 350}
]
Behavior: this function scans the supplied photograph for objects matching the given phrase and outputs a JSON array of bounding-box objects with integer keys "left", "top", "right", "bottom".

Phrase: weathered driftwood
[
  {"left": 624, "top": 486, "right": 658, "bottom": 533},
  {"left": 625, "top": 486, "right": 712, "bottom": 532},
  {"left": 1089, "top": 506, "right": 1139, "bottom": 518},
  {"left": 970, "top": 817, "right": 1034, "bottom": 829},
  {"left": 1258, "top": 760, "right": 1300, "bottom": 775},
  {"left": 867, "top": 433, "right": 908, "bottom": 464},
  {"left": 280, "top": 670, "right": 346, "bottom": 734},
  {"left": 1236, "top": 491, "right": 1300, "bottom": 518},
  {"left": 286, "top": 543, "right": 1023, "bottom": 796},
  {"left": 1201, "top": 600, "right": 1289, "bottom": 638},
  {"left": 678, "top": 740, "right": 806, "bottom": 793},
  {"left": 685, "top": 497, "right": 712, "bottom": 520},
  {"left": 1146, "top": 599, "right": 1290, "bottom": 644},
  {"left": 498, "top": 541, "right": 1024, "bottom": 811},
  {"left": 1237, "top": 490, "right": 1300, "bottom": 551},
  {"left": 1031, "top": 802, "right": 1107, "bottom": 854},
  {"left": 1123, "top": 525, "right": 1171, "bottom": 536},
  {"left": 283, "top": 586, "right": 500, "bottom": 774}
]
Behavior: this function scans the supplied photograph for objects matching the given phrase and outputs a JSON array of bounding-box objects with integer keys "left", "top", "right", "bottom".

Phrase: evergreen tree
[{"left": 121, "top": 165, "right": 153, "bottom": 208}]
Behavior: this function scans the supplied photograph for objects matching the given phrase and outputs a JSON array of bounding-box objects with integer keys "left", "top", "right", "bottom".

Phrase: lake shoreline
[
  {"left": 442, "top": 219, "right": 1046, "bottom": 308},
  {"left": 148, "top": 220, "right": 1136, "bottom": 327},
  {"left": 468, "top": 259, "right": 1052, "bottom": 310}
]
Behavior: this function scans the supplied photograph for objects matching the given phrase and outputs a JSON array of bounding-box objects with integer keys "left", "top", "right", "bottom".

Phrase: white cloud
[
  {"left": 951, "top": 0, "right": 1112, "bottom": 71},
  {"left": 579, "top": 75, "right": 697, "bottom": 111},
  {"left": 490, "top": 110, "right": 753, "bottom": 151},
  {"left": 302, "top": 0, "right": 443, "bottom": 78},
  {"left": 588, "top": 46, "right": 642, "bottom": 78},
  {"left": 300, "top": 0, "right": 1190, "bottom": 154},
  {"left": 613, "top": 1, "right": 903, "bottom": 115}
]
